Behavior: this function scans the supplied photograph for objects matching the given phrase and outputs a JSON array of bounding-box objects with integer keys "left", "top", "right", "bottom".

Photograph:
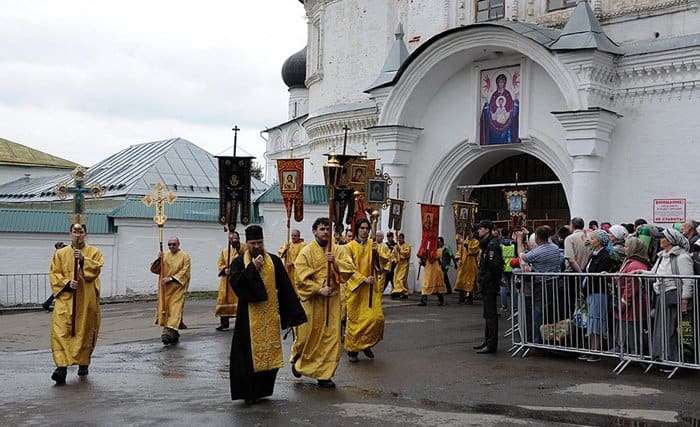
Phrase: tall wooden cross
[
  {"left": 142, "top": 181, "right": 178, "bottom": 228},
  {"left": 232, "top": 125, "right": 240, "bottom": 157},
  {"left": 55, "top": 166, "right": 105, "bottom": 225}
]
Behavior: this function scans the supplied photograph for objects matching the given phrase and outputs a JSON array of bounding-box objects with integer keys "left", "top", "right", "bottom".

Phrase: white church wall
[
  {"left": 603, "top": 95, "right": 699, "bottom": 225},
  {"left": 308, "top": 0, "right": 393, "bottom": 113},
  {"left": 602, "top": 10, "right": 700, "bottom": 44}
]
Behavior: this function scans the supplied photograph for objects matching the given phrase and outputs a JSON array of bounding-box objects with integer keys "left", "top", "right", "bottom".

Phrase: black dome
[{"left": 281, "top": 46, "right": 307, "bottom": 89}]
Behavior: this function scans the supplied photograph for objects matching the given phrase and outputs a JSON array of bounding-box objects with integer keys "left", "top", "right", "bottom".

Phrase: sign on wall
[
  {"left": 479, "top": 65, "right": 521, "bottom": 145},
  {"left": 653, "top": 198, "right": 686, "bottom": 223}
]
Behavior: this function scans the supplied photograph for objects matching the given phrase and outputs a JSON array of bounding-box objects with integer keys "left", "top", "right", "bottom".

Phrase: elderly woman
[
  {"left": 638, "top": 228, "right": 694, "bottom": 362},
  {"left": 579, "top": 230, "right": 616, "bottom": 362},
  {"left": 613, "top": 237, "right": 649, "bottom": 356},
  {"left": 609, "top": 224, "right": 629, "bottom": 271}
]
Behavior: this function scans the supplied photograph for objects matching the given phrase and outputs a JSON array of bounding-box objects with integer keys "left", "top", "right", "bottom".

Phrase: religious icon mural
[{"left": 479, "top": 65, "right": 521, "bottom": 145}]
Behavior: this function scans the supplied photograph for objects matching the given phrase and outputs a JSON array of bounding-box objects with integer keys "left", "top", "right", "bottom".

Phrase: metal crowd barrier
[
  {"left": 0, "top": 273, "right": 51, "bottom": 307},
  {"left": 509, "top": 271, "right": 699, "bottom": 379}
]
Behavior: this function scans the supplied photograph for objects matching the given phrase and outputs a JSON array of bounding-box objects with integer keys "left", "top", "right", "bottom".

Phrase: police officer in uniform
[{"left": 473, "top": 219, "right": 504, "bottom": 354}]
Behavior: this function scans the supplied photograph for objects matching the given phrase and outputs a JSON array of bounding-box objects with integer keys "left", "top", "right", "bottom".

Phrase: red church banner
[
  {"left": 417, "top": 203, "right": 440, "bottom": 263},
  {"left": 277, "top": 158, "right": 304, "bottom": 222}
]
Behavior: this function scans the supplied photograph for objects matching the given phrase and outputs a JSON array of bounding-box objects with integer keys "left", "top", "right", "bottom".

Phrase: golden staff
[
  {"left": 323, "top": 154, "right": 342, "bottom": 327},
  {"left": 142, "top": 182, "right": 178, "bottom": 323}
]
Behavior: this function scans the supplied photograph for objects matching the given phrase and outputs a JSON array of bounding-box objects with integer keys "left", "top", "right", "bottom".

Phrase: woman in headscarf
[
  {"left": 637, "top": 228, "right": 694, "bottom": 362},
  {"left": 613, "top": 237, "right": 649, "bottom": 356},
  {"left": 578, "top": 230, "right": 616, "bottom": 362},
  {"left": 608, "top": 224, "right": 629, "bottom": 271}
]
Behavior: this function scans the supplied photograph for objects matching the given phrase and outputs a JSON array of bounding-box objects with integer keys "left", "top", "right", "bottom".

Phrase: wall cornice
[{"left": 303, "top": 108, "right": 379, "bottom": 153}]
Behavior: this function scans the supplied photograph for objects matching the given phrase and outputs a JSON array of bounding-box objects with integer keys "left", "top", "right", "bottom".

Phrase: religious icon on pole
[
  {"left": 452, "top": 200, "right": 478, "bottom": 238},
  {"left": 504, "top": 188, "right": 527, "bottom": 231},
  {"left": 417, "top": 203, "right": 440, "bottom": 263},
  {"left": 388, "top": 198, "right": 406, "bottom": 231},
  {"left": 277, "top": 159, "right": 304, "bottom": 223}
]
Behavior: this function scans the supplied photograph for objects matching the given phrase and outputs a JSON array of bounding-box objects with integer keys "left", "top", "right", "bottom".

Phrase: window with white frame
[
  {"left": 475, "top": 0, "right": 505, "bottom": 22},
  {"left": 547, "top": 0, "right": 577, "bottom": 11}
]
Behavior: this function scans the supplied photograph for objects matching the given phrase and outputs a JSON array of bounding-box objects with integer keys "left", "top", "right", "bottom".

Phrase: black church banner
[{"left": 218, "top": 156, "right": 253, "bottom": 231}]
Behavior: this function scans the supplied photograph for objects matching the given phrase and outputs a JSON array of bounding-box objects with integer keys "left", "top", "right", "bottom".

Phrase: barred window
[
  {"left": 547, "top": 0, "right": 577, "bottom": 11},
  {"left": 476, "top": 0, "right": 505, "bottom": 22}
]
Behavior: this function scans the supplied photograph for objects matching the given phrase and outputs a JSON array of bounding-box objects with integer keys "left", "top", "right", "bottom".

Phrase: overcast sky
[{"left": 0, "top": 1, "right": 307, "bottom": 171}]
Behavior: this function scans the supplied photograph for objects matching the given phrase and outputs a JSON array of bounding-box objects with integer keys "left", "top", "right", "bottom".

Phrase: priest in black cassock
[{"left": 229, "top": 224, "right": 307, "bottom": 404}]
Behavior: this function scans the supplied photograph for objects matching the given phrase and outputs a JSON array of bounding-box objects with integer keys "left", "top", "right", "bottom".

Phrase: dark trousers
[
  {"left": 443, "top": 270, "right": 452, "bottom": 294},
  {"left": 483, "top": 289, "right": 499, "bottom": 350},
  {"left": 384, "top": 268, "right": 395, "bottom": 292}
]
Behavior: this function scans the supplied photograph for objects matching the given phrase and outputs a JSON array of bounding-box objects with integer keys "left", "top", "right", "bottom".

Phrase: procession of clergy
[{"left": 47, "top": 216, "right": 482, "bottom": 405}]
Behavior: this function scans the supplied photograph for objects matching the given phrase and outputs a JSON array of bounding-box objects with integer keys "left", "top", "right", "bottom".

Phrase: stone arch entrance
[{"left": 468, "top": 153, "right": 571, "bottom": 232}]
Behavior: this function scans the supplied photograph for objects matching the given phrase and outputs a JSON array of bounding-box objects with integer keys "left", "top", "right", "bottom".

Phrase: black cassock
[{"left": 229, "top": 252, "right": 307, "bottom": 402}]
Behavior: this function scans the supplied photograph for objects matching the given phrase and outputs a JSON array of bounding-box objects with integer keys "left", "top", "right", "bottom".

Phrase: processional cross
[
  {"left": 142, "top": 181, "right": 178, "bottom": 320},
  {"left": 55, "top": 166, "right": 105, "bottom": 225}
]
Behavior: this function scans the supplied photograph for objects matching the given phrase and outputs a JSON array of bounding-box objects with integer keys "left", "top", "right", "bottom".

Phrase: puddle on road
[{"left": 556, "top": 383, "right": 662, "bottom": 397}]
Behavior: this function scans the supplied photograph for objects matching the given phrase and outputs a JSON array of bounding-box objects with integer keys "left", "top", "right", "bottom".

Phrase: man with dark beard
[
  {"left": 473, "top": 220, "right": 504, "bottom": 354},
  {"left": 228, "top": 225, "right": 307, "bottom": 404},
  {"left": 215, "top": 230, "right": 246, "bottom": 331}
]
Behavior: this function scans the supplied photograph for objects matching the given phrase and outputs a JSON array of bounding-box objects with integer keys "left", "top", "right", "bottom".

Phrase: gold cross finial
[
  {"left": 142, "top": 181, "right": 178, "bottom": 227},
  {"left": 55, "top": 166, "right": 105, "bottom": 225}
]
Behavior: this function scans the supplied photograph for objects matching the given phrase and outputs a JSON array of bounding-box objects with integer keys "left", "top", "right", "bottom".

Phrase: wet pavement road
[{"left": 1, "top": 296, "right": 700, "bottom": 426}]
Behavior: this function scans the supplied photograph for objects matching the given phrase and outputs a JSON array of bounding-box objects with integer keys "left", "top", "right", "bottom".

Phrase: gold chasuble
[
  {"left": 215, "top": 243, "right": 246, "bottom": 317},
  {"left": 49, "top": 244, "right": 103, "bottom": 367},
  {"left": 393, "top": 242, "right": 412, "bottom": 296},
  {"left": 293, "top": 240, "right": 353, "bottom": 380},
  {"left": 154, "top": 250, "right": 191, "bottom": 329},
  {"left": 344, "top": 239, "right": 385, "bottom": 352},
  {"left": 278, "top": 241, "right": 306, "bottom": 287},
  {"left": 422, "top": 248, "right": 446, "bottom": 295},
  {"left": 244, "top": 252, "right": 284, "bottom": 373},
  {"left": 454, "top": 238, "right": 480, "bottom": 293}
]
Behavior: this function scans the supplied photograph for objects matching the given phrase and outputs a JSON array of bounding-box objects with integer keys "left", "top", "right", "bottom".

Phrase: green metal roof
[
  {"left": 110, "top": 197, "right": 262, "bottom": 224},
  {"left": 254, "top": 184, "right": 329, "bottom": 205},
  {"left": 0, "top": 209, "right": 114, "bottom": 234},
  {"left": 0, "top": 138, "right": 79, "bottom": 169}
]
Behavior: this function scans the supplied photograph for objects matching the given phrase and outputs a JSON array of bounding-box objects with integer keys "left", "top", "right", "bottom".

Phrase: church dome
[{"left": 281, "top": 46, "right": 307, "bottom": 89}]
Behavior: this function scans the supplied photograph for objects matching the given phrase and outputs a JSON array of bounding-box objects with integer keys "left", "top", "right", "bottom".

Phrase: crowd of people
[{"left": 45, "top": 214, "right": 699, "bottom": 403}]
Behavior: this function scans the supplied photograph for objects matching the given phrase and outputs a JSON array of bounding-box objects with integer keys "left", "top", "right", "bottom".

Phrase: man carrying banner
[
  {"left": 49, "top": 223, "right": 104, "bottom": 384},
  {"left": 375, "top": 231, "right": 394, "bottom": 295},
  {"left": 344, "top": 218, "right": 385, "bottom": 363},
  {"left": 150, "top": 237, "right": 191, "bottom": 345},
  {"left": 278, "top": 229, "right": 306, "bottom": 287},
  {"left": 417, "top": 204, "right": 446, "bottom": 306},
  {"left": 455, "top": 231, "right": 481, "bottom": 305},
  {"left": 215, "top": 230, "right": 246, "bottom": 331},
  {"left": 292, "top": 217, "right": 354, "bottom": 388}
]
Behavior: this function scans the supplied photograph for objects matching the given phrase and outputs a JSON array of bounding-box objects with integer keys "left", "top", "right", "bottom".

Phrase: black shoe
[
  {"left": 399, "top": 294, "right": 408, "bottom": 300},
  {"left": 291, "top": 363, "right": 302, "bottom": 378},
  {"left": 77, "top": 365, "right": 89, "bottom": 376},
  {"left": 475, "top": 347, "right": 496, "bottom": 354},
  {"left": 215, "top": 324, "right": 229, "bottom": 331},
  {"left": 51, "top": 367, "right": 67, "bottom": 384},
  {"left": 391, "top": 293, "right": 399, "bottom": 300},
  {"left": 363, "top": 349, "right": 375, "bottom": 359},
  {"left": 348, "top": 352, "right": 359, "bottom": 363},
  {"left": 438, "top": 301, "right": 447, "bottom": 306},
  {"left": 317, "top": 379, "right": 336, "bottom": 388},
  {"left": 473, "top": 343, "right": 487, "bottom": 350},
  {"left": 244, "top": 399, "right": 256, "bottom": 405},
  {"left": 417, "top": 301, "right": 427, "bottom": 306}
]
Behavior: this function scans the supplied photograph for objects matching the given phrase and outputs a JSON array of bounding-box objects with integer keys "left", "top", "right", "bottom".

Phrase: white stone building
[{"left": 263, "top": 0, "right": 699, "bottom": 290}]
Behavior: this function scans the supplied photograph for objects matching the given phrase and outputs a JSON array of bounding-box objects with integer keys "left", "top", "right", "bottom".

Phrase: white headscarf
[{"left": 609, "top": 224, "right": 629, "bottom": 241}]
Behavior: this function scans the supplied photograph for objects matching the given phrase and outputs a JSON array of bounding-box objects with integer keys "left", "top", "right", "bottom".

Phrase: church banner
[
  {"left": 333, "top": 186, "right": 355, "bottom": 233},
  {"left": 417, "top": 203, "right": 439, "bottom": 263},
  {"left": 277, "top": 158, "right": 304, "bottom": 222},
  {"left": 388, "top": 198, "right": 406, "bottom": 231},
  {"left": 479, "top": 65, "right": 521, "bottom": 145},
  {"left": 504, "top": 187, "right": 527, "bottom": 231},
  {"left": 452, "top": 201, "right": 478, "bottom": 238},
  {"left": 218, "top": 156, "right": 253, "bottom": 231}
]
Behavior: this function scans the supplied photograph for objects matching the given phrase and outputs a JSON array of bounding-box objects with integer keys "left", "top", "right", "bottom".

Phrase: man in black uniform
[{"left": 474, "top": 219, "right": 504, "bottom": 354}]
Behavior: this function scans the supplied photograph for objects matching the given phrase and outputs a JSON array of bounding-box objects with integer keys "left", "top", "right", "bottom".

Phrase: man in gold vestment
[
  {"left": 344, "top": 218, "right": 385, "bottom": 363},
  {"left": 278, "top": 229, "right": 306, "bottom": 287},
  {"left": 454, "top": 232, "right": 480, "bottom": 305},
  {"left": 215, "top": 231, "right": 246, "bottom": 331},
  {"left": 418, "top": 246, "right": 446, "bottom": 306},
  {"left": 375, "top": 231, "right": 394, "bottom": 295},
  {"left": 392, "top": 232, "right": 411, "bottom": 299},
  {"left": 292, "top": 217, "right": 353, "bottom": 388},
  {"left": 150, "top": 236, "right": 191, "bottom": 345},
  {"left": 49, "top": 223, "right": 103, "bottom": 384}
]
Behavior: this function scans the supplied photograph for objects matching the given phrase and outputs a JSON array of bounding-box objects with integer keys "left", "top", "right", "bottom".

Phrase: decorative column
[{"left": 552, "top": 108, "right": 621, "bottom": 222}]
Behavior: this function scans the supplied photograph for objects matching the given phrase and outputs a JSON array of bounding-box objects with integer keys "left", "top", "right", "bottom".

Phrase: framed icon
[
  {"left": 281, "top": 171, "right": 298, "bottom": 192},
  {"left": 350, "top": 165, "right": 367, "bottom": 184},
  {"left": 368, "top": 179, "right": 386, "bottom": 203}
]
